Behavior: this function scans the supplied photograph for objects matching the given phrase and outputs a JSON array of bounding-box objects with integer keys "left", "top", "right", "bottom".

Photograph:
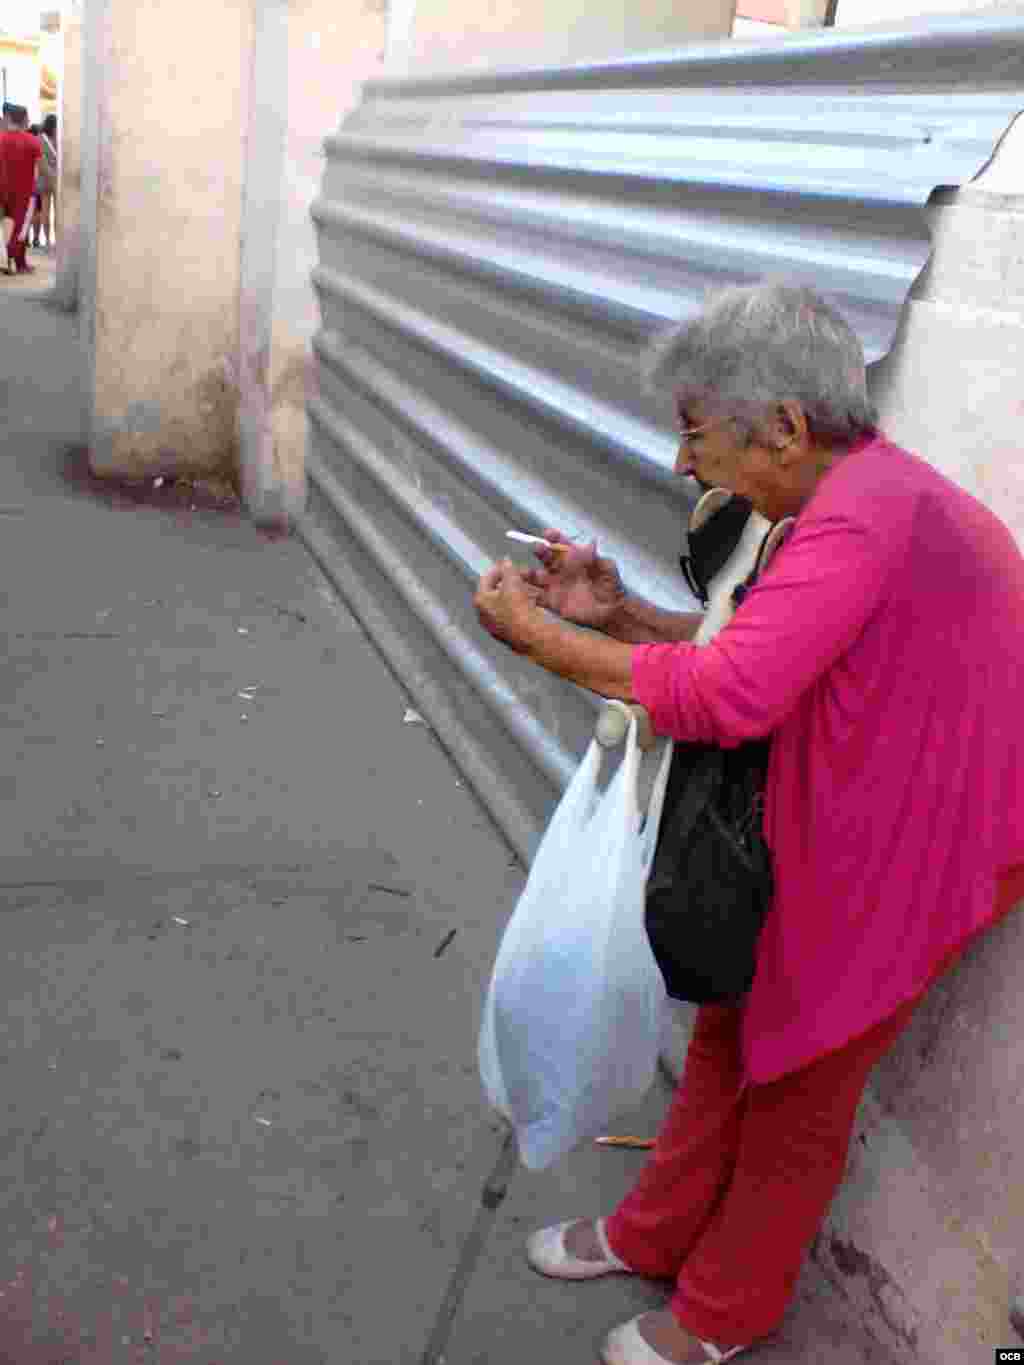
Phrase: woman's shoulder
[
  {"left": 812, "top": 432, "right": 1024, "bottom": 608},
  {"left": 796, "top": 433, "right": 917, "bottom": 544},
  {"left": 809, "top": 431, "right": 965, "bottom": 539},
  {"left": 846, "top": 433, "right": 1017, "bottom": 549},
  {"left": 838, "top": 431, "right": 982, "bottom": 502},
  {"left": 836, "top": 429, "right": 922, "bottom": 487}
]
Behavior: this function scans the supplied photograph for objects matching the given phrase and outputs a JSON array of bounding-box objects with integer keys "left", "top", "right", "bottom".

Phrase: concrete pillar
[
  {"left": 262, "top": 0, "right": 387, "bottom": 520},
  {"left": 53, "top": 0, "right": 82, "bottom": 312},
  {"left": 734, "top": 0, "right": 829, "bottom": 28},
  {"left": 77, "top": 0, "right": 386, "bottom": 522},
  {"left": 783, "top": 0, "right": 830, "bottom": 24},
  {"left": 79, "top": 0, "right": 253, "bottom": 493}
]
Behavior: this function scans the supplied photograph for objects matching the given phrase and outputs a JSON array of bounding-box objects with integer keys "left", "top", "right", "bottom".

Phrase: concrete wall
[{"left": 386, "top": 0, "right": 736, "bottom": 77}]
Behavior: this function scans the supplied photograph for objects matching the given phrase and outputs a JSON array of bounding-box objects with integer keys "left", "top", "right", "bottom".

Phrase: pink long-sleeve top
[{"left": 632, "top": 434, "right": 1024, "bottom": 1083}]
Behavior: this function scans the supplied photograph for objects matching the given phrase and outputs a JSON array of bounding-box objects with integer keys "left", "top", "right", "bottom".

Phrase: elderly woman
[{"left": 474, "top": 282, "right": 1024, "bottom": 1365}]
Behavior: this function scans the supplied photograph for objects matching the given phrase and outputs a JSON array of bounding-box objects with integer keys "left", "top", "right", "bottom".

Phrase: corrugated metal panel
[{"left": 303, "top": 15, "right": 1024, "bottom": 863}]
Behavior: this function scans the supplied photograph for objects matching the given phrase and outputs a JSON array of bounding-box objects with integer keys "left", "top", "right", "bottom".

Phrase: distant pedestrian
[
  {"left": 0, "top": 107, "right": 42, "bottom": 275},
  {"left": 0, "top": 103, "right": 12, "bottom": 258},
  {"left": 28, "top": 126, "right": 43, "bottom": 248},
  {"left": 31, "top": 115, "right": 57, "bottom": 250}
]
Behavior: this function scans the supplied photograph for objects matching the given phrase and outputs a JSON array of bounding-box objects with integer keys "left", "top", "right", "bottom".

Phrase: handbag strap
[
  {"left": 730, "top": 516, "right": 796, "bottom": 608},
  {"left": 680, "top": 494, "right": 754, "bottom": 607}
]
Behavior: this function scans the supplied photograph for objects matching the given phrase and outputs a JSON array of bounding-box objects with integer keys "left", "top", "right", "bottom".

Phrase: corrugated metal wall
[{"left": 302, "top": 15, "right": 1024, "bottom": 863}]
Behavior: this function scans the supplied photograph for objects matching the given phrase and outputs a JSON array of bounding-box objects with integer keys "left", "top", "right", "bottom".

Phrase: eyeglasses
[{"left": 676, "top": 417, "right": 726, "bottom": 444}]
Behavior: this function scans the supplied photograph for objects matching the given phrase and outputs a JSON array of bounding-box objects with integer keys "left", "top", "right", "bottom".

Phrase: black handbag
[
  {"left": 644, "top": 737, "right": 773, "bottom": 1004},
  {"left": 643, "top": 492, "right": 787, "bottom": 1005}
]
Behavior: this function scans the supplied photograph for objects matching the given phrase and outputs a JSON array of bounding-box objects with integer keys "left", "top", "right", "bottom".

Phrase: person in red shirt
[
  {"left": 0, "top": 106, "right": 42, "bottom": 275},
  {"left": 0, "top": 104, "right": 11, "bottom": 262}
]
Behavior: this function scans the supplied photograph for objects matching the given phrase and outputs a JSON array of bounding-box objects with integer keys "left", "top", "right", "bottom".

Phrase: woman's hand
[
  {"left": 475, "top": 551, "right": 637, "bottom": 698},
  {"left": 475, "top": 559, "right": 544, "bottom": 653},
  {"left": 521, "top": 529, "right": 626, "bottom": 631}
]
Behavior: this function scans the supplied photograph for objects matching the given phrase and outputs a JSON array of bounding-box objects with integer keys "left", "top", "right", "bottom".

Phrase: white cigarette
[{"left": 506, "top": 531, "right": 569, "bottom": 552}]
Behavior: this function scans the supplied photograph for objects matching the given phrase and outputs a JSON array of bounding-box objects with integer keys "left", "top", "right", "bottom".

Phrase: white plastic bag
[{"left": 479, "top": 707, "right": 674, "bottom": 1170}]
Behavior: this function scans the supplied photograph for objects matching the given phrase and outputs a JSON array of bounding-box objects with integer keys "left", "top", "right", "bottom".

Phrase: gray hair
[{"left": 649, "top": 281, "right": 878, "bottom": 447}]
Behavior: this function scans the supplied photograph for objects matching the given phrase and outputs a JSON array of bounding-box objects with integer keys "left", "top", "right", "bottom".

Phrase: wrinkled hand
[
  {"left": 475, "top": 559, "right": 543, "bottom": 653},
  {"left": 521, "top": 528, "right": 626, "bottom": 630}
]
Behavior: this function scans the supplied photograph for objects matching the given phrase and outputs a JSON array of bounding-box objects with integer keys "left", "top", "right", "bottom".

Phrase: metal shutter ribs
[{"left": 304, "top": 15, "right": 1024, "bottom": 861}]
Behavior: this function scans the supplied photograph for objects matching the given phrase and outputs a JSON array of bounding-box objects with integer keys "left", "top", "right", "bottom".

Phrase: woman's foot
[
  {"left": 602, "top": 1310, "right": 756, "bottom": 1364},
  {"left": 525, "top": 1218, "right": 631, "bottom": 1279}
]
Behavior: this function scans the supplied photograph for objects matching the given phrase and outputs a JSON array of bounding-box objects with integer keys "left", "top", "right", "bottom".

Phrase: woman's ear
[{"left": 772, "top": 401, "right": 810, "bottom": 458}]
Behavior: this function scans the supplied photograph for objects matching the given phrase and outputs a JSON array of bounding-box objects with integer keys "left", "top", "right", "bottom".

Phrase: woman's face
[{"left": 674, "top": 399, "right": 813, "bottom": 523}]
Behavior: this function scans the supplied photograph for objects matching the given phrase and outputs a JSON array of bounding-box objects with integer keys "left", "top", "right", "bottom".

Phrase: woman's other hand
[
  {"left": 475, "top": 559, "right": 544, "bottom": 653},
  {"left": 522, "top": 529, "right": 626, "bottom": 631}
]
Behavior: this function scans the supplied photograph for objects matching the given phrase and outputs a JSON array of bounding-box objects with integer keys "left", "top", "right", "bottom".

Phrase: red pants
[
  {"left": 606, "top": 866, "right": 1024, "bottom": 1345},
  {"left": 4, "top": 193, "right": 33, "bottom": 271},
  {"left": 604, "top": 999, "right": 916, "bottom": 1343}
]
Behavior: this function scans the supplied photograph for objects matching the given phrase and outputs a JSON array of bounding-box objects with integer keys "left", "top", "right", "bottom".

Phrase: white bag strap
[
  {"left": 595, "top": 700, "right": 656, "bottom": 752},
  {"left": 594, "top": 701, "right": 674, "bottom": 862}
]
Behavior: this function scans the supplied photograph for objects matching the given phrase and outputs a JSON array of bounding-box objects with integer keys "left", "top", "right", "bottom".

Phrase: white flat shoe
[
  {"left": 601, "top": 1314, "right": 751, "bottom": 1365},
  {"left": 525, "top": 1217, "right": 632, "bottom": 1280}
]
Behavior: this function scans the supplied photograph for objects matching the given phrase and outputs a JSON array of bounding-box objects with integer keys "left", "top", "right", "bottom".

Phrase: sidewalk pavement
[{"left": 0, "top": 295, "right": 897, "bottom": 1364}]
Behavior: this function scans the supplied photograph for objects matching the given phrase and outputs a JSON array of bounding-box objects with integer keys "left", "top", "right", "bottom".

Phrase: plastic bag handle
[{"left": 595, "top": 701, "right": 657, "bottom": 752}]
